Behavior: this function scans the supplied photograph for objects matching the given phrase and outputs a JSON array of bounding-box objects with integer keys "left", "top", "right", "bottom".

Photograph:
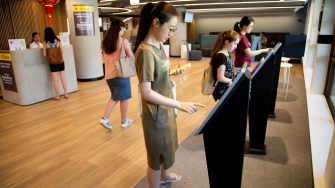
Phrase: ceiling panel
[{"left": 98, "top": 0, "right": 308, "bottom": 17}]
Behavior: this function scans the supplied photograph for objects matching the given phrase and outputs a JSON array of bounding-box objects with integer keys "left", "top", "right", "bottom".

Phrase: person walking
[{"left": 100, "top": 17, "right": 134, "bottom": 130}]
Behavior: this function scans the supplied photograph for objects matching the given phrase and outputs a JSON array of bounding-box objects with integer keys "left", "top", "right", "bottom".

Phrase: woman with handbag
[
  {"left": 133, "top": 2, "right": 205, "bottom": 188},
  {"left": 100, "top": 17, "right": 134, "bottom": 130},
  {"left": 211, "top": 30, "right": 240, "bottom": 101},
  {"left": 43, "top": 27, "right": 68, "bottom": 100}
]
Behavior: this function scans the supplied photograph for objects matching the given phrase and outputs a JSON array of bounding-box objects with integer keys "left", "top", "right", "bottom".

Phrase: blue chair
[{"left": 186, "top": 43, "right": 202, "bottom": 61}]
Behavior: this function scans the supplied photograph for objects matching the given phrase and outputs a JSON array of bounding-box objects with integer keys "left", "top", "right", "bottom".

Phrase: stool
[{"left": 280, "top": 57, "right": 292, "bottom": 100}]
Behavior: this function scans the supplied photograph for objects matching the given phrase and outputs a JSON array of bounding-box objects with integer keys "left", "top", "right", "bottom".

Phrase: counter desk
[{"left": 0, "top": 45, "right": 78, "bottom": 105}]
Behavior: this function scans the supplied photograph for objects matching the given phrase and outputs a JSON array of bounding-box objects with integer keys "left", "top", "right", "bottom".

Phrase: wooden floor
[{"left": 0, "top": 58, "right": 217, "bottom": 188}]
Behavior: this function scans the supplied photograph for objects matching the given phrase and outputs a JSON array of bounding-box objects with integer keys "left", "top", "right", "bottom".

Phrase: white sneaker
[
  {"left": 121, "top": 119, "right": 133, "bottom": 128},
  {"left": 100, "top": 118, "right": 112, "bottom": 130}
]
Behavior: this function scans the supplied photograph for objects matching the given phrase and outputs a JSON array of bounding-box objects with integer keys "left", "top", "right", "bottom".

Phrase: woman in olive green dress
[{"left": 134, "top": 2, "right": 205, "bottom": 188}]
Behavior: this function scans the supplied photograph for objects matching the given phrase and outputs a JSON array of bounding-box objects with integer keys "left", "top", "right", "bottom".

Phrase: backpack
[
  {"left": 201, "top": 65, "right": 216, "bottom": 95},
  {"left": 47, "top": 44, "right": 63, "bottom": 65}
]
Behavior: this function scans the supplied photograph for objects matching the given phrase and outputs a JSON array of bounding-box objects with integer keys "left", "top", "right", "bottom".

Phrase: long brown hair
[
  {"left": 102, "top": 17, "right": 125, "bottom": 54},
  {"left": 211, "top": 30, "right": 240, "bottom": 59}
]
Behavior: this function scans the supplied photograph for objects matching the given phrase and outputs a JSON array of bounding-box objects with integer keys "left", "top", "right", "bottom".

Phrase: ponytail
[
  {"left": 133, "top": 1, "right": 178, "bottom": 52},
  {"left": 234, "top": 16, "right": 254, "bottom": 33},
  {"left": 233, "top": 22, "right": 240, "bottom": 33},
  {"left": 133, "top": 3, "right": 155, "bottom": 52}
]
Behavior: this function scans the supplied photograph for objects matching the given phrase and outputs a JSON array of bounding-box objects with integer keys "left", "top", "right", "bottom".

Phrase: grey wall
[{"left": 195, "top": 15, "right": 305, "bottom": 41}]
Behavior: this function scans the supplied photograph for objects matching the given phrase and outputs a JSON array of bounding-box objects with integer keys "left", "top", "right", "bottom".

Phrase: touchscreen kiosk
[
  {"left": 195, "top": 70, "right": 251, "bottom": 188},
  {"left": 268, "top": 43, "right": 283, "bottom": 117},
  {"left": 249, "top": 49, "right": 275, "bottom": 154}
]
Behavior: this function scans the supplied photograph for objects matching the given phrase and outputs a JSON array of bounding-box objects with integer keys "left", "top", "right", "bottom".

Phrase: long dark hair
[
  {"left": 233, "top": 16, "right": 254, "bottom": 33},
  {"left": 133, "top": 1, "right": 178, "bottom": 52},
  {"left": 102, "top": 17, "right": 125, "bottom": 54},
  {"left": 44, "top": 27, "right": 59, "bottom": 43}
]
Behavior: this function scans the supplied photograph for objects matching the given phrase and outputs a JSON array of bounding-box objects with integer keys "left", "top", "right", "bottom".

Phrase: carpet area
[{"left": 135, "top": 64, "right": 313, "bottom": 188}]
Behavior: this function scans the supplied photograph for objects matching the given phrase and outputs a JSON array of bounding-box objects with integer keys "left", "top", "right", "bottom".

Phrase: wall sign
[
  {"left": 73, "top": 5, "right": 95, "bottom": 36},
  {"left": 0, "top": 53, "right": 18, "bottom": 92},
  {"left": 8, "top": 39, "right": 26, "bottom": 51}
]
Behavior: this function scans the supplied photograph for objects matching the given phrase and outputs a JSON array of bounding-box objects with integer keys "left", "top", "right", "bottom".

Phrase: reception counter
[{"left": 0, "top": 45, "right": 78, "bottom": 105}]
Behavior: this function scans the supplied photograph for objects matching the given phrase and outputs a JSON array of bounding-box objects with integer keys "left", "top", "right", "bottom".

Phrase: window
[{"left": 325, "top": 38, "right": 335, "bottom": 121}]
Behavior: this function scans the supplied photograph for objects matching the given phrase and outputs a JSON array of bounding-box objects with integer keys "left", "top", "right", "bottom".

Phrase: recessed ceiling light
[{"left": 98, "top": 7, "right": 132, "bottom": 14}]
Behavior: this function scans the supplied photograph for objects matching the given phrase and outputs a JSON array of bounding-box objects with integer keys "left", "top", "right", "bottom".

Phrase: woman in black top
[{"left": 211, "top": 30, "right": 240, "bottom": 101}]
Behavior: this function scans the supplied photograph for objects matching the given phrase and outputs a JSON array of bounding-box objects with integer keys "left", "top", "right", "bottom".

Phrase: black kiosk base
[
  {"left": 195, "top": 71, "right": 251, "bottom": 188},
  {"left": 248, "top": 49, "right": 276, "bottom": 155},
  {"left": 268, "top": 43, "right": 283, "bottom": 119}
]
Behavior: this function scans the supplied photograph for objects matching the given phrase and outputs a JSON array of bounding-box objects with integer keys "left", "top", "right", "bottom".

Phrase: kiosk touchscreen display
[{"left": 195, "top": 70, "right": 251, "bottom": 135}]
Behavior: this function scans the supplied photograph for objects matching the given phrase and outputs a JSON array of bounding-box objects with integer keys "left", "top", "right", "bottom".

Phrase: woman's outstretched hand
[{"left": 177, "top": 102, "right": 206, "bottom": 114}]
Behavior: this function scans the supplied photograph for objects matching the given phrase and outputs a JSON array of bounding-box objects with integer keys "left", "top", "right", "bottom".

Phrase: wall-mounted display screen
[{"left": 184, "top": 11, "right": 193, "bottom": 23}]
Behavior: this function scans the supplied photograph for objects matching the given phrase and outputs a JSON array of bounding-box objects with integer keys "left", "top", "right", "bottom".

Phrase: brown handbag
[
  {"left": 47, "top": 46, "right": 63, "bottom": 65},
  {"left": 115, "top": 39, "right": 136, "bottom": 78}
]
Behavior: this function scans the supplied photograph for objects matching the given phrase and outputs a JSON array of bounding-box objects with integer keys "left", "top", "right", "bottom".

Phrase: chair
[
  {"left": 280, "top": 57, "right": 293, "bottom": 100},
  {"left": 186, "top": 43, "right": 202, "bottom": 61}
]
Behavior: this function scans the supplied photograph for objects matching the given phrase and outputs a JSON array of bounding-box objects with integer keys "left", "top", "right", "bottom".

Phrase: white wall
[
  {"left": 195, "top": 15, "right": 305, "bottom": 39},
  {"left": 303, "top": 0, "right": 335, "bottom": 187}
]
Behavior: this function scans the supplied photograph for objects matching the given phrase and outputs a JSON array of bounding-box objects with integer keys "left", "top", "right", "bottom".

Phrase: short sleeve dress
[{"left": 135, "top": 43, "right": 178, "bottom": 170}]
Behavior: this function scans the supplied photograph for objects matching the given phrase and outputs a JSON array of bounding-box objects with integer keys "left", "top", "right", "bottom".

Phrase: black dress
[{"left": 211, "top": 53, "right": 234, "bottom": 101}]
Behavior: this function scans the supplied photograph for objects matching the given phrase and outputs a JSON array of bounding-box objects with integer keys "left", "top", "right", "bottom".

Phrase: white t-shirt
[{"left": 29, "top": 42, "right": 43, "bottom": 48}]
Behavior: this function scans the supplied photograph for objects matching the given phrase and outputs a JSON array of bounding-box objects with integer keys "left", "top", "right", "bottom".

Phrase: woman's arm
[
  {"left": 217, "top": 65, "right": 233, "bottom": 86},
  {"left": 43, "top": 42, "right": 47, "bottom": 57},
  {"left": 140, "top": 82, "right": 204, "bottom": 113},
  {"left": 59, "top": 41, "right": 63, "bottom": 56},
  {"left": 244, "top": 47, "right": 270, "bottom": 57},
  {"left": 124, "top": 39, "right": 135, "bottom": 62}
]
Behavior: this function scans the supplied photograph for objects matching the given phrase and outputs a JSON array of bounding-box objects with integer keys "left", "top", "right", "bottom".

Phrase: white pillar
[
  {"left": 310, "top": 0, "right": 335, "bottom": 94},
  {"left": 170, "top": 7, "right": 187, "bottom": 57},
  {"left": 305, "top": 0, "right": 322, "bottom": 68},
  {"left": 303, "top": 1, "right": 313, "bottom": 65},
  {"left": 65, "top": 0, "right": 103, "bottom": 81}
]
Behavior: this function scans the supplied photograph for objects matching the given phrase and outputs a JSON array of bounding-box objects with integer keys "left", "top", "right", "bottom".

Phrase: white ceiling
[{"left": 98, "top": 0, "right": 308, "bottom": 17}]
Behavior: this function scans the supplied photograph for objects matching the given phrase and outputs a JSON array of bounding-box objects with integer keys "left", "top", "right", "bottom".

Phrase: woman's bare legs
[
  {"left": 120, "top": 100, "right": 128, "bottom": 122},
  {"left": 51, "top": 72, "right": 60, "bottom": 99},
  {"left": 147, "top": 166, "right": 161, "bottom": 188},
  {"left": 59, "top": 71, "right": 68, "bottom": 98},
  {"left": 103, "top": 99, "right": 119, "bottom": 119}
]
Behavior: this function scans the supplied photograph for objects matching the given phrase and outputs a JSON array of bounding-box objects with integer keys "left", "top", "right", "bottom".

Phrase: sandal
[
  {"left": 160, "top": 173, "right": 182, "bottom": 184},
  {"left": 53, "top": 96, "right": 60, "bottom": 101}
]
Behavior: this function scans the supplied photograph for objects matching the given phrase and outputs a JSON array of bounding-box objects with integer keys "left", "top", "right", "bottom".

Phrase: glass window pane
[{"left": 331, "top": 73, "right": 335, "bottom": 107}]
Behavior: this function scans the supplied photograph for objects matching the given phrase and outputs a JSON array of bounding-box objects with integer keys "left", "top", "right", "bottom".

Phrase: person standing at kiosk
[
  {"left": 211, "top": 30, "right": 240, "bottom": 101},
  {"left": 134, "top": 2, "right": 205, "bottom": 188},
  {"left": 233, "top": 16, "right": 270, "bottom": 68},
  {"left": 43, "top": 27, "right": 68, "bottom": 100}
]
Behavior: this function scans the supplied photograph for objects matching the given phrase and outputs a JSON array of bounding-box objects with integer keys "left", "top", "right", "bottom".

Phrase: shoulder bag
[{"left": 115, "top": 39, "right": 136, "bottom": 78}]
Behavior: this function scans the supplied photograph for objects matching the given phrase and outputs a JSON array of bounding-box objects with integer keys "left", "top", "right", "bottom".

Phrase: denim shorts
[{"left": 106, "top": 77, "right": 131, "bottom": 101}]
